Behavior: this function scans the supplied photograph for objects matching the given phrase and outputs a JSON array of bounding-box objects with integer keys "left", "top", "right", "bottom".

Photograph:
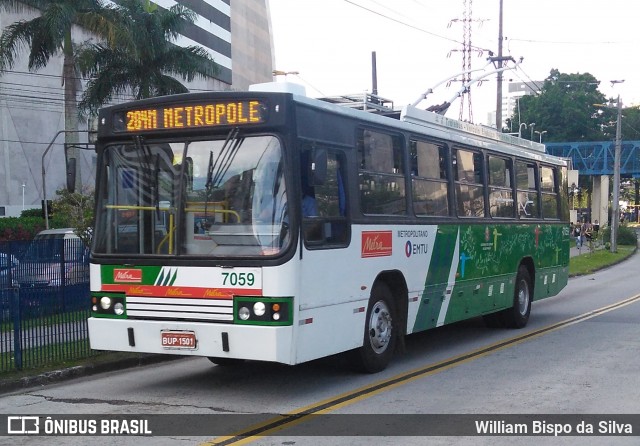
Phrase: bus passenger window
[
  {"left": 357, "top": 129, "right": 406, "bottom": 215},
  {"left": 540, "top": 166, "right": 559, "bottom": 219},
  {"left": 488, "top": 156, "right": 514, "bottom": 218},
  {"left": 516, "top": 161, "right": 539, "bottom": 218},
  {"left": 410, "top": 140, "right": 449, "bottom": 216},
  {"left": 454, "top": 149, "right": 485, "bottom": 217}
]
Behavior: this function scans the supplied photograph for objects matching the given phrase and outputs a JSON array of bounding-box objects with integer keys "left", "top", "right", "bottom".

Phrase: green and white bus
[{"left": 88, "top": 83, "right": 570, "bottom": 372}]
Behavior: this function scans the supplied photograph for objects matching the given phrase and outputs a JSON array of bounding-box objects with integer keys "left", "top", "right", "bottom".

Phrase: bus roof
[{"left": 288, "top": 92, "right": 565, "bottom": 167}]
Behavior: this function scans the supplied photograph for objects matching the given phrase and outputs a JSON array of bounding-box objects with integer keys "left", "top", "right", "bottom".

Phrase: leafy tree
[
  {"left": 52, "top": 186, "right": 95, "bottom": 247},
  {"left": 0, "top": 0, "right": 124, "bottom": 188},
  {"left": 620, "top": 105, "right": 640, "bottom": 141},
  {"left": 512, "top": 70, "right": 608, "bottom": 142},
  {"left": 76, "top": 0, "right": 219, "bottom": 116}
]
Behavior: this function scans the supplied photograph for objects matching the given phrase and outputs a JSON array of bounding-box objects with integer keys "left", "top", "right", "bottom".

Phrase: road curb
[{"left": 0, "top": 354, "right": 181, "bottom": 395}]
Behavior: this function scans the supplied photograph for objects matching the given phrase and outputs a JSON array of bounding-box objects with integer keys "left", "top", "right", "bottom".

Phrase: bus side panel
[
  {"left": 410, "top": 225, "right": 458, "bottom": 332},
  {"left": 412, "top": 222, "right": 569, "bottom": 330},
  {"left": 533, "top": 266, "right": 569, "bottom": 301},
  {"left": 293, "top": 222, "right": 569, "bottom": 363}
]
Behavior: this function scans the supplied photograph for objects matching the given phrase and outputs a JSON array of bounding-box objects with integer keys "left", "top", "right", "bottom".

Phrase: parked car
[{"left": 15, "top": 228, "right": 89, "bottom": 314}]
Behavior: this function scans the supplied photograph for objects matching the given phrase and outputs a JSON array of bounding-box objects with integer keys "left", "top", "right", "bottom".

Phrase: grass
[
  {"left": 569, "top": 245, "right": 636, "bottom": 276},
  {"left": 0, "top": 338, "right": 96, "bottom": 373},
  {"left": 0, "top": 349, "right": 159, "bottom": 383},
  {"left": 1, "top": 309, "right": 88, "bottom": 333}
]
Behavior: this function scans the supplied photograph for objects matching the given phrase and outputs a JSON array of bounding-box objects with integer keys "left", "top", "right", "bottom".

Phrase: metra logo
[
  {"left": 361, "top": 231, "right": 392, "bottom": 258},
  {"left": 165, "top": 287, "right": 191, "bottom": 297},
  {"left": 113, "top": 269, "right": 142, "bottom": 283},
  {"left": 204, "top": 289, "right": 232, "bottom": 298}
]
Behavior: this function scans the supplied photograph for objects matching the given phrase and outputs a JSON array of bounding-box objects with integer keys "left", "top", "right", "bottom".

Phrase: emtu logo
[{"left": 113, "top": 269, "right": 142, "bottom": 283}]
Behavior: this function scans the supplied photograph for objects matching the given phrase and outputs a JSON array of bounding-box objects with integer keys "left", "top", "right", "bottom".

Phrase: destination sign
[{"left": 121, "top": 100, "right": 266, "bottom": 132}]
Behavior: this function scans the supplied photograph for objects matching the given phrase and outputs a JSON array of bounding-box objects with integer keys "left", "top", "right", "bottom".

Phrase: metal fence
[{"left": 0, "top": 238, "right": 94, "bottom": 372}]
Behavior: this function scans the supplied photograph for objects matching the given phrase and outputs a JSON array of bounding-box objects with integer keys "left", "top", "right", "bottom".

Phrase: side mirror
[{"left": 309, "top": 149, "right": 327, "bottom": 185}]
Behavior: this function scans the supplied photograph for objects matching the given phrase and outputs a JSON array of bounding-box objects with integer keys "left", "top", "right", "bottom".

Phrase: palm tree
[
  {"left": 76, "top": 0, "right": 219, "bottom": 116},
  {"left": 0, "top": 0, "right": 125, "bottom": 189}
]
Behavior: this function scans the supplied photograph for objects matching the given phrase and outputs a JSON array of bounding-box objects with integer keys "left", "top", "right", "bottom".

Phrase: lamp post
[
  {"left": 518, "top": 123, "right": 527, "bottom": 138},
  {"left": 535, "top": 130, "right": 548, "bottom": 143},
  {"left": 529, "top": 122, "right": 536, "bottom": 141},
  {"left": 611, "top": 93, "right": 623, "bottom": 252}
]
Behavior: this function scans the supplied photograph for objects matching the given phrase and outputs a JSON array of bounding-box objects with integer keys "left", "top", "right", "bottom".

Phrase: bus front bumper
[{"left": 88, "top": 317, "right": 294, "bottom": 364}]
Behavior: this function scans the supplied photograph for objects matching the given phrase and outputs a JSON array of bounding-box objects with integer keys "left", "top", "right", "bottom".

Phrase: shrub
[
  {"left": 600, "top": 225, "right": 638, "bottom": 246},
  {"left": 0, "top": 217, "right": 46, "bottom": 241}
]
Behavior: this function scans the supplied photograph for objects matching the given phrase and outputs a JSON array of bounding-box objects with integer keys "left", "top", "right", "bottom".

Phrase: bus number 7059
[{"left": 222, "top": 272, "right": 255, "bottom": 287}]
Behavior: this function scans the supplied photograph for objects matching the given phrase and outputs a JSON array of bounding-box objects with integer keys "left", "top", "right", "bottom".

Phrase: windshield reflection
[{"left": 93, "top": 134, "right": 289, "bottom": 257}]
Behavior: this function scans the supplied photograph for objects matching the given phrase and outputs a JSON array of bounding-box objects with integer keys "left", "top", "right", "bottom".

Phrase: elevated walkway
[
  {"left": 546, "top": 141, "right": 640, "bottom": 177},
  {"left": 546, "top": 141, "right": 640, "bottom": 226}
]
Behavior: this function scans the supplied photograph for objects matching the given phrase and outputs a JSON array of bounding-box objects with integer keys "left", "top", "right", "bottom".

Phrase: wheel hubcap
[
  {"left": 517, "top": 279, "right": 530, "bottom": 316},
  {"left": 368, "top": 300, "right": 392, "bottom": 353}
]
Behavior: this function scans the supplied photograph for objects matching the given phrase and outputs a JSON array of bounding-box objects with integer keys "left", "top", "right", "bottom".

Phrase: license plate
[{"left": 161, "top": 331, "right": 197, "bottom": 350}]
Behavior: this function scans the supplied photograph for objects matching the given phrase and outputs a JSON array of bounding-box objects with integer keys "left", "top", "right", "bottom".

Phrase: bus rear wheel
[
  {"left": 503, "top": 265, "right": 532, "bottom": 328},
  {"left": 354, "top": 282, "right": 397, "bottom": 373}
]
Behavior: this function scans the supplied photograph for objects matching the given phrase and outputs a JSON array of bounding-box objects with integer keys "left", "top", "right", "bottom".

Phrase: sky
[{"left": 268, "top": 0, "right": 640, "bottom": 126}]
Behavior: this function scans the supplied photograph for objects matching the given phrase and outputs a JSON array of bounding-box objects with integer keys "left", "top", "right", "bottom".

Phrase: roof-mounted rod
[
  {"left": 422, "top": 57, "right": 523, "bottom": 115},
  {"left": 411, "top": 60, "right": 493, "bottom": 107},
  {"left": 411, "top": 56, "right": 523, "bottom": 114}
]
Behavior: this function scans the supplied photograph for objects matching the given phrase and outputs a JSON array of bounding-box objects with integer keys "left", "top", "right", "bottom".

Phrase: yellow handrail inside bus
[
  {"left": 105, "top": 203, "right": 240, "bottom": 223},
  {"left": 156, "top": 213, "right": 175, "bottom": 254},
  {"left": 105, "top": 203, "right": 241, "bottom": 255}
]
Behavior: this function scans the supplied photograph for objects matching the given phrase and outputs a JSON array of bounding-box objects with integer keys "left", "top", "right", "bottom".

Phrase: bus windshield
[{"left": 93, "top": 134, "right": 289, "bottom": 257}]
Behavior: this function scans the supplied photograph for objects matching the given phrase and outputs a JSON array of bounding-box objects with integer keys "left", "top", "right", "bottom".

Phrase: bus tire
[
  {"left": 355, "top": 282, "right": 397, "bottom": 373},
  {"left": 503, "top": 265, "right": 532, "bottom": 328},
  {"left": 207, "top": 357, "right": 244, "bottom": 366}
]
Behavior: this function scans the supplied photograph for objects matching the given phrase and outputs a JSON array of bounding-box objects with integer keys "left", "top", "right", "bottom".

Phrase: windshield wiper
[
  {"left": 204, "top": 128, "right": 242, "bottom": 221},
  {"left": 154, "top": 153, "right": 160, "bottom": 216},
  {"left": 212, "top": 128, "right": 243, "bottom": 189}
]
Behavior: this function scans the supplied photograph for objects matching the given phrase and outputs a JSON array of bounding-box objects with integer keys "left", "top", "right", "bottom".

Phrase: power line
[{"left": 342, "top": 0, "right": 490, "bottom": 53}]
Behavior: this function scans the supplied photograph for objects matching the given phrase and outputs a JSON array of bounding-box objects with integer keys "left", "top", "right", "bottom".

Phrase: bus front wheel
[{"left": 355, "top": 282, "right": 397, "bottom": 373}]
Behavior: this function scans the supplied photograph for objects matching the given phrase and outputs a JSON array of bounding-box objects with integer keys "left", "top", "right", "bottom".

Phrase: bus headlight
[
  {"left": 234, "top": 297, "right": 292, "bottom": 325},
  {"left": 100, "top": 296, "right": 112, "bottom": 310},
  {"left": 114, "top": 302, "right": 125, "bottom": 316},
  {"left": 253, "top": 301, "right": 266, "bottom": 316},
  {"left": 238, "top": 306, "right": 251, "bottom": 321},
  {"left": 92, "top": 293, "right": 126, "bottom": 317}
]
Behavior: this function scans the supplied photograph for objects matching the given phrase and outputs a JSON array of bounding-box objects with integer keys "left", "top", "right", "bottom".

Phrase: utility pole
[
  {"left": 495, "top": 0, "right": 504, "bottom": 130},
  {"left": 611, "top": 93, "right": 622, "bottom": 252}
]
